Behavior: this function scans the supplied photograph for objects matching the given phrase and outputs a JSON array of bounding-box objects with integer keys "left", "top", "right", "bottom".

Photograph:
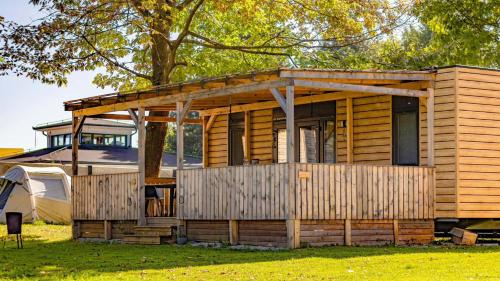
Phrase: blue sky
[{"left": 0, "top": 1, "right": 112, "bottom": 150}]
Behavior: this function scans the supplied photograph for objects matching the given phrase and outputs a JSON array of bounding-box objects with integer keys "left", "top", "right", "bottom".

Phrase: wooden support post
[
  {"left": 286, "top": 85, "right": 295, "bottom": 163},
  {"left": 71, "top": 115, "right": 85, "bottom": 176},
  {"left": 137, "top": 107, "right": 146, "bottom": 226},
  {"left": 426, "top": 88, "right": 435, "bottom": 166},
  {"left": 244, "top": 111, "right": 251, "bottom": 163},
  {"left": 127, "top": 109, "right": 139, "bottom": 127},
  {"left": 202, "top": 116, "right": 209, "bottom": 168},
  {"left": 229, "top": 220, "right": 239, "bottom": 246},
  {"left": 286, "top": 219, "right": 300, "bottom": 249},
  {"left": 72, "top": 221, "right": 80, "bottom": 239},
  {"left": 104, "top": 220, "right": 112, "bottom": 240},
  {"left": 346, "top": 97, "right": 353, "bottom": 164},
  {"left": 177, "top": 219, "right": 186, "bottom": 240},
  {"left": 176, "top": 102, "right": 184, "bottom": 170},
  {"left": 393, "top": 220, "right": 399, "bottom": 245},
  {"left": 344, "top": 219, "right": 352, "bottom": 246},
  {"left": 176, "top": 102, "right": 185, "bottom": 238},
  {"left": 71, "top": 115, "right": 84, "bottom": 239},
  {"left": 270, "top": 88, "right": 287, "bottom": 111}
]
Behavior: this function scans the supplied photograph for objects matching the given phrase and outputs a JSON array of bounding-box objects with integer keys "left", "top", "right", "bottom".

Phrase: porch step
[
  {"left": 133, "top": 225, "right": 172, "bottom": 237},
  {"left": 146, "top": 217, "right": 178, "bottom": 227},
  {"left": 123, "top": 235, "right": 161, "bottom": 245}
]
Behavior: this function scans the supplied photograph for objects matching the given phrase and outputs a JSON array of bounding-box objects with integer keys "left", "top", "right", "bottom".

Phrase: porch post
[
  {"left": 176, "top": 102, "right": 187, "bottom": 239},
  {"left": 176, "top": 102, "right": 184, "bottom": 170},
  {"left": 426, "top": 88, "right": 434, "bottom": 166},
  {"left": 346, "top": 97, "right": 354, "bottom": 164},
  {"left": 285, "top": 85, "right": 300, "bottom": 249},
  {"left": 71, "top": 115, "right": 79, "bottom": 176},
  {"left": 71, "top": 114, "right": 84, "bottom": 239},
  {"left": 286, "top": 85, "right": 295, "bottom": 163},
  {"left": 137, "top": 107, "right": 146, "bottom": 226}
]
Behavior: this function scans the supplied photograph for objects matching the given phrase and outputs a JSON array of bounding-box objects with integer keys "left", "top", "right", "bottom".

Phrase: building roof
[
  {"left": 0, "top": 146, "right": 201, "bottom": 167},
  {"left": 33, "top": 118, "right": 136, "bottom": 131},
  {"left": 63, "top": 67, "right": 437, "bottom": 113}
]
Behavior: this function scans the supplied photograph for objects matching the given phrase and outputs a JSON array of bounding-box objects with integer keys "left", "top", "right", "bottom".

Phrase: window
[
  {"left": 298, "top": 124, "right": 319, "bottom": 163},
  {"left": 51, "top": 134, "right": 73, "bottom": 147},
  {"left": 393, "top": 96, "right": 419, "bottom": 166},
  {"left": 79, "top": 133, "right": 128, "bottom": 147},
  {"left": 323, "top": 120, "right": 336, "bottom": 163},
  {"left": 81, "top": 133, "right": 92, "bottom": 145},
  {"left": 273, "top": 101, "right": 336, "bottom": 163},
  {"left": 115, "top": 135, "right": 127, "bottom": 147},
  {"left": 229, "top": 113, "right": 245, "bottom": 166},
  {"left": 277, "top": 129, "right": 287, "bottom": 163},
  {"left": 93, "top": 134, "right": 104, "bottom": 145},
  {"left": 104, "top": 135, "right": 115, "bottom": 146},
  {"left": 65, "top": 134, "right": 72, "bottom": 145}
]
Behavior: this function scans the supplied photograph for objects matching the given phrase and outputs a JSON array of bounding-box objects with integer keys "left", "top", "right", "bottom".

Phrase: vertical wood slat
[
  {"left": 159, "top": 164, "right": 435, "bottom": 222},
  {"left": 72, "top": 173, "right": 139, "bottom": 220}
]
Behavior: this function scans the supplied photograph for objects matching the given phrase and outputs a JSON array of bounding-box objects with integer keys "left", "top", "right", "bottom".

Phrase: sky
[{"left": 0, "top": 1, "right": 113, "bottom": 150}]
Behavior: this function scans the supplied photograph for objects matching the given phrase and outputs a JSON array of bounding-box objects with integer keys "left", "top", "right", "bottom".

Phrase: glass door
[{"left": 297, "top": 121, "right": 320, "bottom": 163}]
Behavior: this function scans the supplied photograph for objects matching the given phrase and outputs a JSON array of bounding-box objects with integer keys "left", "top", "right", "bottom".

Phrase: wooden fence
[
  {"left": 72, "top": 173, "right": 139, "bottom": 220},
  {"left": 177, "top": 163, "right": 435, "bottom": 220}
]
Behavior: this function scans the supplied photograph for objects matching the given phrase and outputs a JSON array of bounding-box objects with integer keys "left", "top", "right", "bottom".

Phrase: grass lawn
[{"left": 0, "top": 224, "right": 499, "bottom": 281}]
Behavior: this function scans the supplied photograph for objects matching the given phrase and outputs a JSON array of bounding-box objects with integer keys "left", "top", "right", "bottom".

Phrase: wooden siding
[
  {"left": 456, "top": 67, "right": 500, "bottom": 218},
  {"left": 72, "top": 173, "right": 138, "bottom": 220},
  {"left": 239, "top": 220, "right": 287, "bottom": 247},
  {"left": 336, "top": 95, "right": 392, "bottom": 164},
  {"left": 177, "top": 163, "right": 435, "bottom": 221},
  {"left": 300, "top": 220, "right": 345, "bottom": 246},
  {"left": 186, "top": 220, "right": 229, "bottom": 242},
  {"left": 422, "top": 68, "right": 458, "bottom": 218},
  {"left": 207, "top": 114, "right": 228, "bottom": 167},
  {"left": 249, "top": 109, "right": 273, "bottom": 163}
]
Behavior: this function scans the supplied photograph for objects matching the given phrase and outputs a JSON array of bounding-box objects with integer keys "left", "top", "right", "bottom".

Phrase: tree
[{"left": 0, "top": 0, "right": 406, "bottom": 176}]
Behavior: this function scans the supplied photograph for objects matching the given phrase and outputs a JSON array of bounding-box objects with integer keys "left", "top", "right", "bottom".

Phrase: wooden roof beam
[
  {"left": 73, "top": 79, "right": 292, "bottom": 117},
  {"left": 92, "top": 113, "right": 202, "bottom": 124},
  {"left": 280, "top": 70, "right": 435, "bottom": 81},
  {"left": 293, "top": 79, "right": 428, "bottom": 98},
  {"left": 270, "top": 88, "right": 287, "bottom": 112}
]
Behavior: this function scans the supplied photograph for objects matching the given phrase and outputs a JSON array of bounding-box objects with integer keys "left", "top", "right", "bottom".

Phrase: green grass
[{"left": 0, "top": 225, "right": 499, "bottom": 281}]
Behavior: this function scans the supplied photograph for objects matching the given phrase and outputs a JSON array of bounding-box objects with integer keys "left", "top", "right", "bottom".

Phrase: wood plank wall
[
  {"left": 178, "top": 164, "right": 290, "bottom": 220},
  {"left": 177, "top": 163, "right": 435, "bottom": 221},
  {"left": 292, "top": 164, "right": 434, "bottom": 220},
  {"left": 336, "top": 95, "right": 392, "bottom": 164},
  {"left": 249, "top": 109, "right": 273, "bottom": 164},
  {"left": 207, "top": 114, "right": 228, "bottom": 167},
  {"left": 456, "top": 67, "right": 500, "bottom": 218},
  {"left": 422, "top": 68, "right": 459, "bottom": 218},
  {"left": 206, "top": 109, "right": 273, "bottom": 167},
  {"left": 72, "top": 173, "right": 138, "bottom": 220}
]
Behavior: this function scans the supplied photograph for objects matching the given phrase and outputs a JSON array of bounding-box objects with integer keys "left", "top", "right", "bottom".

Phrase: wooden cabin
[{"left": 65, "top": 65, "right": 500, "bottom": 247}]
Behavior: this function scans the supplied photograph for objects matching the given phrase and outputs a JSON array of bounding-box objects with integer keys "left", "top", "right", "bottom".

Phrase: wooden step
[
  {"left": 123, "top": 235, "right": 161, "bottom": 245},
  {"left": 146, "top": 217, "right": 177, "bottom": 227},
  {"left": 133, "top": 226, "right": 172, "bottom": 237}
]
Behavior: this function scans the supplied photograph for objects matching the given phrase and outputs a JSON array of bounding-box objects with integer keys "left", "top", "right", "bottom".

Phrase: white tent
[{"left": 0, "top": 165, "right": 71, "bottom": 224}]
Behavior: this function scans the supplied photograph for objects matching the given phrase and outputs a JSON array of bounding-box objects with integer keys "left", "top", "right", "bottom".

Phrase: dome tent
[{"left": 0, "top": 165, "right": 71, "bottom": 224}]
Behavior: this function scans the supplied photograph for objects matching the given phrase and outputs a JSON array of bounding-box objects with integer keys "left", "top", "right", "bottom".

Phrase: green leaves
[{"left": 0, "top": 0, "right": 402, "bottom": 89}]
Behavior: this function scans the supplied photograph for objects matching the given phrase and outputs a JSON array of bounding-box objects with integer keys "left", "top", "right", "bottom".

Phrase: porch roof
[{"left": 64, "top": 67, "right": 435, "bottom": 117}]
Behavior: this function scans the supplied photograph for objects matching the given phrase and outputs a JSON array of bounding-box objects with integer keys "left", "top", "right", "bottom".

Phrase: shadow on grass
[{"left": 1, "top": 235, "right": 499, "bottom": 280}]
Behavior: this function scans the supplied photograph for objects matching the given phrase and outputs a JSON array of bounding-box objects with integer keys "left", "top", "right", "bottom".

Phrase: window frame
[
  {"left": 273, "top": 115, "right": 336, "bottom": 164},
  {"left": 392, "top": 96, "right": 420, "bottom": 166}
]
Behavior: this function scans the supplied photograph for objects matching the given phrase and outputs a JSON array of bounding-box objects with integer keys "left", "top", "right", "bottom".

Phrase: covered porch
[{"left": 66, "top": 68, "right": 437, "bottom": 247}]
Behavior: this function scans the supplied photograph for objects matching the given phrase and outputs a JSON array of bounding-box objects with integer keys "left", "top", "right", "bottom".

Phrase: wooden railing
[
  {"left": 72, "top": 173, "right": 139, "bottom": 220},
  {"left": 177, "top": 163, "right": 435, "bottom": 220}
]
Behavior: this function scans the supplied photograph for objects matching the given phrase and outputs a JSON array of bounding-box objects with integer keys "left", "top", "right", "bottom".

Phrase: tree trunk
[{"left": 144, "top": 19, "right": 175, "bottom": 178}]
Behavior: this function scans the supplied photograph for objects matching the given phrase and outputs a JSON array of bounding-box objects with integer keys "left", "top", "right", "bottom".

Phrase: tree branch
[
  {"left": 174, "top": 0, "right": 204, "bottom": 48},
  {"left": 82, "top": 35, "right": 152, "bottom": 81}
]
